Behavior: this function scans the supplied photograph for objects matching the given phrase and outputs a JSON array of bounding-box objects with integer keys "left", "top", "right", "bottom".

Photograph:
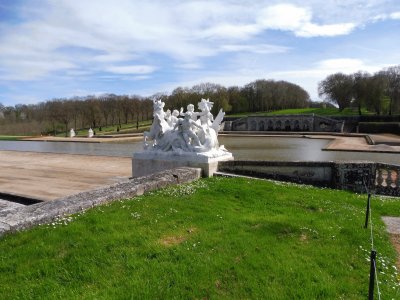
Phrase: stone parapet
[
  {"left": 218, "top": 160, "right": 400, "bottom": 196},
  {"left": 0, "top": 167, "right": 201, "bottom": 237}
]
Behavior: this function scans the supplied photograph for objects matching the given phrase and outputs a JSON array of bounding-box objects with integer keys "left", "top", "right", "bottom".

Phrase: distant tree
[
  {"left": 45, "top": 100, "right": 61, "bottom": 135},
  {"left": 242, "top": 79, "right": 309, "bottom": 113},
  {"left": 381, "top": 65, "right": 400, "bottom": 115},
  {"left": 318, "top": 73, "right": 353, "bottom": 111},
  {"left": 228, "top": 86, "right": 248, "bottom": 113},
  {"left": 364, "top": 72, "right": 388, "bottom": 115},
  {"left": 59, "top": 100, "right": 74, "bottom": 137},
  {"left": 83, "top": 96, "right": 101, "bottom": 128},
  {"left": 352, "top": 71, "right": 371, "bottom": 115},
  {"left": 168, "top": 87, "right": 191, "bottom": 111},
  {"left": 98, "top": 94, "right": 117, "bottom": 127},
  {"left": 68, "top": 97, "right": 83, "bottom": 130},
  {"left": 119, "top": 95, "right": 132, "bottom": 124},
  {"left": 141, "top": 98, "right": 153, "bottom": 120},
  {"left": 0, "top": 102, "right": 4, "bottom": 120}
]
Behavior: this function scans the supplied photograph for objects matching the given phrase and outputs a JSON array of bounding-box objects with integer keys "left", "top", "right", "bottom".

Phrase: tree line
[
  {"left": 0, "top": 79, "right": 310, "bottom": 135},
  {"left": 318, "top": 65, "right": 400, "bottom": 115}
]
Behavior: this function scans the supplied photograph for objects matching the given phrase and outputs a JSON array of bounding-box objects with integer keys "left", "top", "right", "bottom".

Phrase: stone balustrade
[
  {"left": 375, "top": 163, "right": 400, "bottom": 196},
  {"left": 225, "top": 115, "right": 344, "bottom": 132}
]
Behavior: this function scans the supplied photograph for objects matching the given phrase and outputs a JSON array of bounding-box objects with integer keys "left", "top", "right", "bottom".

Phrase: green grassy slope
[{"left": 0, "top": 177, "right": 399, "bottom": 299}]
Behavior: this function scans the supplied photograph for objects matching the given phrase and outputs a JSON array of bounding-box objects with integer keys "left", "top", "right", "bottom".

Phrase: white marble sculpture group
[{"left": 144, "top": 98, "right": 228, "bottom": 157}]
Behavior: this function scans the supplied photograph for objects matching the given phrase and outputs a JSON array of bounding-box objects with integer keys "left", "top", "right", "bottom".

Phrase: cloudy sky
[{"left": 1, "top": 0, "right": 400, "bottom": 106}]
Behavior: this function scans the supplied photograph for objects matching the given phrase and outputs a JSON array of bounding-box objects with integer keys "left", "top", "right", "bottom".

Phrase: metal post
[
  {"left": 368, "top": 250, "right": 376, "bottom": 300},
  {"left": 364, "top": 193, "right": 371, "bottom": 228}
]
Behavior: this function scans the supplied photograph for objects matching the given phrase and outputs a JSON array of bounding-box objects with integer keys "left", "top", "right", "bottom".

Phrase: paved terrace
[{"left": 0, "top": 151, "right": 132, "bottom": 202}]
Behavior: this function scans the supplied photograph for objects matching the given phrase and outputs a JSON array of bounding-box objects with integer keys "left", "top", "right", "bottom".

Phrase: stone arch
[
  {"left": 275, "top": 120, "right": 282, "bottom": 131},
  {"left": 294, "top": 120, "right": 300, "bottom": 131},
  {"left": 303, "top": 120, "right": 310, "bottom": 131},
  {"left": 250, "top": 120, "right": 257, "bottom": 131},
  {"left": 284, "top": 120, "right": 291, "bottom": 131},
  {"left": 268, "top": 120, "right": 274, "bottom": 131}
]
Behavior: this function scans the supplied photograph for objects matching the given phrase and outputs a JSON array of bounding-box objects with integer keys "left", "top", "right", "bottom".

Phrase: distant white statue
[
  {"left": 143, "top": 98, "right": 228, "bottom": 156},
  {"left": 88, "top": 128, "right": 94, "bottom": 138},
  {"left": 70, "top": 128, "right": 76, "bottom": 138}
]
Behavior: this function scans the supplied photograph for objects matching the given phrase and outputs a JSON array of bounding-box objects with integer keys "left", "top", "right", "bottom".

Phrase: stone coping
[
  {"left": 133, "top": 150, "right": 233, "bottom": 162},
  {"left": 0, "top": 167, "right": 201, "bottom": 237}
]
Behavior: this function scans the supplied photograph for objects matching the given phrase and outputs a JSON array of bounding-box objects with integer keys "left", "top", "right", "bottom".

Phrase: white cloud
[
  {"left": 201, "top": 23, "right": 260, "bottom": 39},
  {"left": 258, "top": 4, "right": 311, "bottom": 31},
  {"left": 271, "top": 58, "right": 386, "bottom": 80},
  {"left": 316, "top": 58, "right": 392, "bottom": 75},
  {"left": 390, "top": 11, "right": 400, "bottom": 19},
  {"left": 176, "top": 63, "right": 203, "bottom": 70},
  {"left": 268, "top": 58, "right": 390, "bottom": 99},
  {"left": 219, "top": 44, "right": 290, "bottom": 54},
  {"left": 0, "top": 59, "right": 76, "bottom": 81},
  {"left": 106, "top": 65, "right": 156, "bottom": 75},
  {"left": 257, "top": 4, "right": 356, "bottom": 37},
  {"left": 93, "top": 53, "right": 137, "bottom": 63},
  {"left": 296, "top": 23, "right": 355, "bottom": 37}
]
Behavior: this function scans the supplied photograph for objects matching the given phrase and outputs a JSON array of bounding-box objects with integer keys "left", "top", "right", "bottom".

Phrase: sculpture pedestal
[{"left": 132, "top": 151, "right": 233, "bottom": 178}]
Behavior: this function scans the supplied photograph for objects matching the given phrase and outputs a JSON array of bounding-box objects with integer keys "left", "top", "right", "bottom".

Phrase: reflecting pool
[{"left": 0, "top": 136, "right": 398, "bottom": 164}]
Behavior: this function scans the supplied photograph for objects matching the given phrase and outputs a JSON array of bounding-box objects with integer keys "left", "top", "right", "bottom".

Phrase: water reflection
[
  {"left": 220, "top": 136, "right": 329, "bottom": 161},
  {"left": 0, "top": 141, "right": 141, "bottom": 157},
  {"left": 0, "top": 136, "right": 398, "bottom": 164}
]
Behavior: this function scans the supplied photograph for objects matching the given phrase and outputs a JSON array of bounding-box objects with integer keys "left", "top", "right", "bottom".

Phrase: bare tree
[
  {"left": 352, "top": 71, "right": 371, "bottom": 115},
  {"left": 83, "top": 96, "right": 101, "bottom": 129},
  {"left": 382, "top": 65, "right": 400, "bottom": 115},
  {"left": 318, "top": 73, "right": 353, "bottom": 111},
  {"left": 364, "top": 72, "right": 387, "bottom": 115}
]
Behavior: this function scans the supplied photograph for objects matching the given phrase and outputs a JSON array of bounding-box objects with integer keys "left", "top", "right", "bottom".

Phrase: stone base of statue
[{"left": 132, "top": 150, "right": 233, "bottom": 178}]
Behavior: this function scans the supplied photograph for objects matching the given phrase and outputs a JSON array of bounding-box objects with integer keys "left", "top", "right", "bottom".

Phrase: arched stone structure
[
  {"left": 230, "top": 115, "right": 343, "bottom": 132},
  {"left": 250, "top": 120, "right": 257, "bottom": 131}
]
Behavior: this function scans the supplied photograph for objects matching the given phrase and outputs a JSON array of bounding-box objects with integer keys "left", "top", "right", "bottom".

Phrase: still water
[{"left": 0, "top": 136, "right": 398, "bottom": 164}]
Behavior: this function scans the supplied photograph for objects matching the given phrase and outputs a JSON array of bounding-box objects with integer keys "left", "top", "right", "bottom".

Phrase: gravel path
[
  {"left": 382, "top": 217, "right": 400, "bottom": 270},
  {"left": 382, "top": 217, "right": 400, "bottom": 234}
]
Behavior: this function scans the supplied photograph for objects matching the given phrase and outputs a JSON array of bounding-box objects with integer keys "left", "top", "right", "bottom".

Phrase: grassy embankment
[
  {"left": 0, "top": 177, "right": 399, "bottom": 299},
  {"left": 227, "top": 107, "right": 372, "bottom": 117},
  {"left": 55, "top": 120, "right": 152, "bottom": 137},
  {"left": 0, "top": 135, "right": 24, "bottom": 141}
]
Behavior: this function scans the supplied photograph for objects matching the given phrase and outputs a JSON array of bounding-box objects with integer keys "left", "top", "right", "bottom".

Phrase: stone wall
[
  {"left": 358, "top": 122, "right": 400, "bottom": 134},
  {"left": 218, "top": 160, "right": 400, "bottom": 196},
  {"left": 0, "top": 167, "right": 201, "bottom": 237},
  {"left": 227, "top": 115, "right": 343, "bottom": 132}
]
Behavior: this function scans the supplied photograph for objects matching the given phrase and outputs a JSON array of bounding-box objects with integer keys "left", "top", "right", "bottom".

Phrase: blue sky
[{"left": 0, "top": 0, "right": 400, "bottom": 106}]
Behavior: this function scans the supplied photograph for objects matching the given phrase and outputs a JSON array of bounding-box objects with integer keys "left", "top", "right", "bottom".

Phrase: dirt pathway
[{"left": 382, "top": 217, "right": 400, "bottom": 270}]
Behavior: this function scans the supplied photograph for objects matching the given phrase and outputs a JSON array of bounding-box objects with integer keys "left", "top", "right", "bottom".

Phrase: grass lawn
[
  {"left": 0, "top": 177, "right": 399, "bottom": 299},
  {"left": 227, "top": 107, "right": 372, "bottom": 117},
  {"left": 55, "top": 121, "right": 152, "bottom": 137},
  {"left": 0, "top": 135, "right": 24, "bottom": 141}
]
